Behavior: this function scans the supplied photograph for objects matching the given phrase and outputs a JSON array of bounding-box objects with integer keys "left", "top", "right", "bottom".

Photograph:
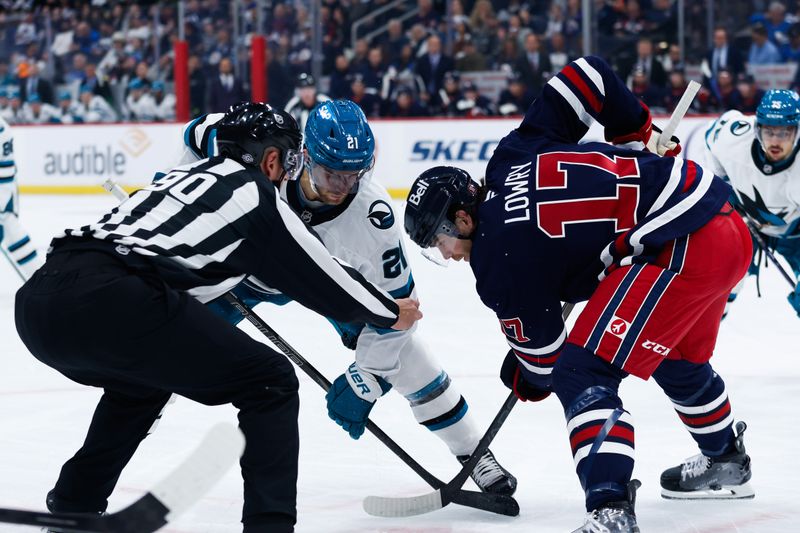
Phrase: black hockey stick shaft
[
  {"left": 224, "top": 292, "right": 445, "bottom": 490},
  {"left": 442, "top": 302, "right": 576, "bottom": 500},
  {"left": 739, "top": 212, "right": 796, "bottom": 289}
]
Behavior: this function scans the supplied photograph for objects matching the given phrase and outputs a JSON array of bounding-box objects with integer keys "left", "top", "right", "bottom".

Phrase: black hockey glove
[{"left": 500, "top": 350, "right": 551, "bottom": 402}]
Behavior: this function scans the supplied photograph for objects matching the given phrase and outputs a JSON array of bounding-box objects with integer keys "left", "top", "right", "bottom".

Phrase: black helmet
[
  {"left": 404, "top": 166, "right": 480, "bottom": 248},
  {"left": 296, "top": 72, "right": 316, "bottom": 88},
  {"left": 216, "top": 102, "right": 304, "bottom": 178}
]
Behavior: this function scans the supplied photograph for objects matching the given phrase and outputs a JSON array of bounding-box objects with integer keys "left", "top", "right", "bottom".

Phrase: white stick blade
[
  {"left": 362, "top": 491, "right": 443, "bottom": 517},
  {"left": 150, "top": 422, "right": 245, "bottom": 520}
]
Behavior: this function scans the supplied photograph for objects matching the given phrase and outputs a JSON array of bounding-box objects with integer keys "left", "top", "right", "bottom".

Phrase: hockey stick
[
  {"left": 224, "top": 291, "right": 520, "bottom": 517},
  {"left": 737, "top": 209, "right": 797, "bottom": 289},
  {"left": 0, "top": 422, "right": 244, "bottom": 533},
  {"left": 363, "top": 302, "right": 576, "bottom": 517},
  {"left": 0, "top": 244, "right": 28, "bottom": 282},
  {"left": 658, "top": 80, "right": 700, "bottom": 150}
]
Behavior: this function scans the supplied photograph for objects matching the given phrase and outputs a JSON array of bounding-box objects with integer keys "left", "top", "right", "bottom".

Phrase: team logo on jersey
[
  {"left": 606, "top": 316, "right": 630, "bottom": 337},
  {"left": 274, "top": 114, "right": 284, "bottom": 124},
  {"left": 730, "top": 121, "right": 751, "bottom": 136},
  {"left": 115, "top": 244, "right": 130, "bottom": 256},
  {"left": 300, "top": 210, "right": 313, "bottom": 223},
  {"left": 242, "top": 153, "right": 254, "bottom": 164},
  {"left": 367, "top": 200, "right": 394, "bottom": 229}
]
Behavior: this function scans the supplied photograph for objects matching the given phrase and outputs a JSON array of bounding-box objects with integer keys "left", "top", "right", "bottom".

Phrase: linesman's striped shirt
[{"left": 51, "top": 155, "right": 399, "bottom": 329}]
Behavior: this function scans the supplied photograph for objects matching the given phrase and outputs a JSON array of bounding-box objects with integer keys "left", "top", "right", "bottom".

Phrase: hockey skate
[
  {"left": 457, "top": 448, "right": 517, "bottom": 496},
  {"left": 572, "top": 479, "right": 641, "bottom": 533},
  {"left": 661, "top": 421, "right": 754, "bottom": 500}
]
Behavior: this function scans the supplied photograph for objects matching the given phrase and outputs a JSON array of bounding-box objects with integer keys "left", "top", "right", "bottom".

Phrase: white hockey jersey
[
  {"left": 705, "top": 110, "right": 800, "bottom": 238},
  {"left": 180, "top": 113, "right": 415, "bottom": 374},
  {"left": 1, "top": 116, "right": 18, "bottom": 213}
]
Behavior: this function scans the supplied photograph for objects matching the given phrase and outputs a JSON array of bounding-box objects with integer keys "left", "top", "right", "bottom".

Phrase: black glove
[{"left": 500, "top": 350, "right": 551, "bottom": 402}]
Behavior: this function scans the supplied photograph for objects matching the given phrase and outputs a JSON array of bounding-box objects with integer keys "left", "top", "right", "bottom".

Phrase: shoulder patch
[
  {"left": 730, "top": 120, "right": 751, "bottom": 136},
  {"left": 367, "top": 199, "right": 394, "bottom": 229}
]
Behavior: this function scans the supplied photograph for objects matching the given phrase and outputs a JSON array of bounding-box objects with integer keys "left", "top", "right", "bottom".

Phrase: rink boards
[{"left": 12, "top": 115, "right": 717, "bottom": 198}]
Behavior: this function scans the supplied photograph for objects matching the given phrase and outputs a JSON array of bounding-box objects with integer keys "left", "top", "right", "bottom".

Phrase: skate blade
[{"left": 661, "top": 481, "right": 755, "bottom": 500}]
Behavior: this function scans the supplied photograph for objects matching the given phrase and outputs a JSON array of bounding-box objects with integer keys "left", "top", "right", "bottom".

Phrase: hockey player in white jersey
[
  {"left": 0, "top": 116, "right": 43, "bottom": 279},
  {"left": 183, "top": 99, "right": 517, "bottom": 495},
  {"left": 705, "top": 89, "right": 800, "bottom": 317}
]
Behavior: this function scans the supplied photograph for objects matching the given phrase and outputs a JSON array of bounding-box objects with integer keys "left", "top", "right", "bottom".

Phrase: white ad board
[{"left": 15, "top": 115, "right": 718, "bottom": 197}]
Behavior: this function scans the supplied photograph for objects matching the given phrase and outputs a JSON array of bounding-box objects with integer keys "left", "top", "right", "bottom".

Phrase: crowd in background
[{"left": 1, "top": 0, "right": 800, "bottom": 125}]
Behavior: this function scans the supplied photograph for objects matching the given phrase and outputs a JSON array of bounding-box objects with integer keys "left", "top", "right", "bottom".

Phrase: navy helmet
[
  {"left": 304, "top": 99, "right": 375, "bottom": 195},
  {"left": 404, "top": 166, "right": 480, "bottom": 248}
]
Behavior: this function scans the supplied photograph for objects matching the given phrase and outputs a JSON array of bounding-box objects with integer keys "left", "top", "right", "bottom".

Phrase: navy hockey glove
[
  {"left": 500, "top": 350, "right": 551, "bottom": 402},
  {"left": 789, "top": 283, "right": 800, "bottom": 317},
  {"left": 326, "top": 363, "right": 392, "bottom": 439}
]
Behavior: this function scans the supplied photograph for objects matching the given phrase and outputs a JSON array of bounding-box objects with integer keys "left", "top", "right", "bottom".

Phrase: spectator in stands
[
  {"left": 359, "top": 47, "right": 387, "bottom": 93},
  {"left": 749, "top": 22, "right": 783, "bottom": 65},
  {"left": 20, "top": 93, "right": 60, "bottom": 124},
  {"left": 264, "top": 45, "right": 293, "bottom": 110},
  {"left": 645, "top": 0, "right": 676, "bottom": 34},
  {"left": 151, "top": 81, "right": 175, "bottom": 122},
  {"left": 386, "top": 86, "right": 428, "bottom": 117},
  {"left": 188, "top": 54, "right": 206, "bottom": 117},
  {"left": 548, "top": 32, "right": 572, "bottom": 73},
  {"left": 493, "top": 37, "right": 519, "bottom": 72},
  {"left": 704, "top": 27, "right": 744, "bottom": 81},
  {"left": 434, "top": 70, "right": 463, "bottom": 116},
  {"left": 407, "top": 23, "right": 429, "bottom": 58},
  {"left": 630, "top": 66, "right": 665, "bottom": 110},
  {"left": 65, "top": 53, "right": 89, "bottom": 85},
  {"left": 19, "top": 62, "right": 54, "bottom": 105},
  {"left": 383, "top": 48, "right": 426, "bottom": 103},
  {"left": 613, "top": 0, "right": 646, "bottom": 37},
  {"left": 285, "top": 73, "right": 330, "bottom": 131},
  {"left": 708, "top": 68, "right": 742, "bottom": 111},
  {"left": 781, "top": 23, "right": 800, "bottom": 62},
  {"left": 469, "top": 0, "right": 500, "bottom": 57},
  {"left": 380, "top": 19, "right": 409, "bottom": 67},
  {"left": 506, "top": 14, "right": 532, "bottom": 51},
  {"left": 563, "top": 0, "right": 583, "bottom": 54},
  {"left": 0, "top": 61, "right": 16, "bottom": 87},
  {"left": 55, "top": 90, "right": 79, "bottom": 124},
  {"left": 735, "top": 74, "right": 764, "bottom": 113},
  {"left": 456, "top": 38, "right": 488, "bottom": 72},
  {"left": 625, "top": 37, "right": 667, "bottom": 89},
  {"left": 0, "top": 87, "right": 9, "bottom": 117},
  {"left": 515, "top": 33, "right": 551, "bottom": 96},
  {"left": 662, "top": 43, "right": 685, "bottom": 73},
  {"left": 0, "top": 88, "right": 23, "bottom": 123},
  {"left": 751, "top": 1, "right": 791, "bottom": 48},
  {"left": 207, "top": 57, "right": 245, "bottom": 113},
  {"left": 350, "top": 38, "right": 370, "bottom": 73},
  {"left": 329, "top": 54, "right": 352, "bottom": 99},
  {"left": 662, "top": 68, "right": 691, "bottom": 113},
  {"left": 81, "top": 62, "right": 112, "bottom": 102},
  {"left": 416, "top": 34, "right": 455, "bottom": 97},
  {"left": 411, "top": 0, "right": 440, "bottom": 31},
  {"left": 497, "top": 72, "right": 535, "bottom": 116},
  {"left": 454, "top": 81, "right": 494, "bottom": 117},
  {"left": 124, "top": 79, "right": 157, "bottom": 121},
  {"left": 349, "top": 73, "right": 383, "bottom": 117}
]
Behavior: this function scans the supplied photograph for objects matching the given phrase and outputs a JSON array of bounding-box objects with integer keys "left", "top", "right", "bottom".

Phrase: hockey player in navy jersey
[
  {"left": 705, "top": 89, "right": 800, "bottom": 318},
  {"left": 0, "top": 116, "right": 43, "bottom": 279},
  {"left": 17, "top": 103, "right": 421, "bottom": 533},
  {"left": 404, "top": 56, "right": 754, "bottom": 532},
  {"left": 179, "top": 99, "right": 517, "bottom": 495}
]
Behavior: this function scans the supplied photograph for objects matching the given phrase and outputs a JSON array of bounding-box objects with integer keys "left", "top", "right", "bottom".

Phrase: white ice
[{"left": 1, "top": 195, "right": 798, "bottom": 533}]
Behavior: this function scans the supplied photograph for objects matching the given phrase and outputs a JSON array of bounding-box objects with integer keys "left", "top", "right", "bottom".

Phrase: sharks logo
[
  {"left": 367, "top": 200, "right": 394, "bottom": 229},
  {"left": 730, "top": 120, "right": 751, "bottom": 136}
]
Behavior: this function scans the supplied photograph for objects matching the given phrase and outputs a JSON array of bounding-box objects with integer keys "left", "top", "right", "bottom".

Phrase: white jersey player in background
[
  {"left": 705, "top": 89, "right": 800, "bottom": 317},
  {"left": 181, "top": 99, "right": 517, "bottom": 495},
  {"left": 0, "top": 116, "right": 43, "bottom": 279}
]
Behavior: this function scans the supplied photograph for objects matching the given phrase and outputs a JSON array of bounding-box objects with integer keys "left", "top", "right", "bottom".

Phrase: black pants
[{"left": 15, "top": 248, "right": 299, "bottom": 532}]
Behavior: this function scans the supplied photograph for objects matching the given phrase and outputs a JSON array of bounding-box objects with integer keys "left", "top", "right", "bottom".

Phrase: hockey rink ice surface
[{"left": 1, "top": 195, "right": 798, "bottom": 533}]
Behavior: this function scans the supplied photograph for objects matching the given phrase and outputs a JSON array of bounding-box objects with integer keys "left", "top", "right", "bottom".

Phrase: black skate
[
  {"left": 661, "top": 421, "right": 754, "bottom": 500},
  {"left": 572, "top": 480, "right": 641, "bottom": 533},
  {"left": 44, "top": 490, "right": 104, "bottom": 532},
  {"left": 457, "top": 448, "right": 517, "bottom": 496}
]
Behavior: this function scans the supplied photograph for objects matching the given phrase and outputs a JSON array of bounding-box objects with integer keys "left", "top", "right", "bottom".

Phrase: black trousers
[{"left": 15, "top": 247, "right": 299, "bottom": 532}]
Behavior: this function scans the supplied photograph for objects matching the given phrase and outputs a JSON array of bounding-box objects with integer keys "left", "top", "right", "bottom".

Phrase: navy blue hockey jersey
[{"left": 471, "top": 56, "right": 731, "bottom": 385}]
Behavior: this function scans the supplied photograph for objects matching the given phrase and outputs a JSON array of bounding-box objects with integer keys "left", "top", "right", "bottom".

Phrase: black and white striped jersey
[{"left": 51, "top": 155, "right": 400, "bottom": 329}]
